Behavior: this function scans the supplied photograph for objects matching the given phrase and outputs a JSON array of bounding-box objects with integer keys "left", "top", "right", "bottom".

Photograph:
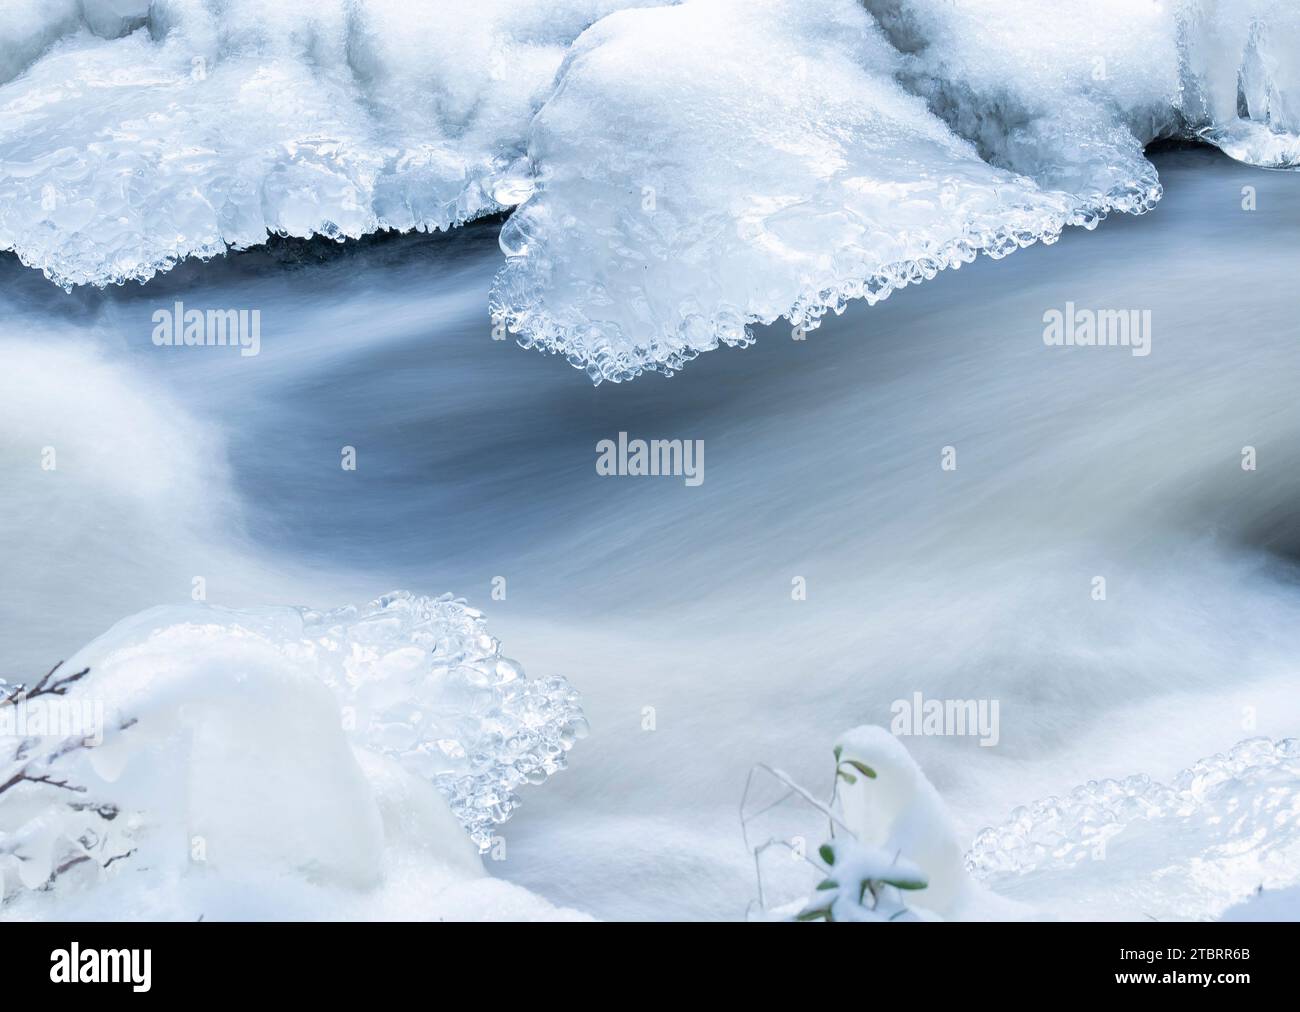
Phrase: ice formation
[
  {"left": 298, "top": 591, "right": 588, "bottom": 850},
  {"left": 0, "top": 0, "right": 665, "bottom": 287},
  {"left": 966, "top": 737, "right": 1300, "bottom": 920},
  {"left": 493, "top": 0, "right": 1298, "bottom": 380},
  {"left": 0, "top": 1, "right": 1297, "bottom": 378},
  {"left": 0, "top": 592, "right": 586, "bottom": 914}
]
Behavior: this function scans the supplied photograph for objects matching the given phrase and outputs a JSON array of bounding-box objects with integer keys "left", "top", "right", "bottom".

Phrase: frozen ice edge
[
  {"left": 5, "top": 0, "right": 1293, "bottom": 381},
  {"left": 19, "top": 204, "right": 510, "bottom": 295},
  {"left": 492, "top": 177, "right": 1164, "bottom": 386}
]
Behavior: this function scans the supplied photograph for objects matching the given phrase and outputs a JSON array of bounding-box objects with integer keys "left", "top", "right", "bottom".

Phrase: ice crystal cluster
[
  {"left": 965, "top": 737, "right": 1300, "bottom": 918},
  {"left": 300, "top": 592, "right": 588, "bottom": 850}
]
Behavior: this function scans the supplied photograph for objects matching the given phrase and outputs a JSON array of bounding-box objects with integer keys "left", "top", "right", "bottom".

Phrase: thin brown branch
[
  {"left": 51, "top": 853, "right": 91, "bottom": 878},
  {"left": 0, "top": 768, "right": 88, "bottom": 797},
  {"left": 103, "top": 848, "right": 137, "bottom": 869},
  {"left": 1, "top": 663, "right": 91, "bottom": 707}
]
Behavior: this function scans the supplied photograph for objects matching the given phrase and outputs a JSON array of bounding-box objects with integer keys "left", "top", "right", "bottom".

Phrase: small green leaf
[
  {"left": 837, "top": 770, "right": 857, "bottom": 785},
  {"left": 833, "top": 745, "right": 843, "bottom": 761},
  {"left": 881, "top": 874, "right": 928, "bottom": 890},
  {"left": 842, "top": 759, "right": 877, "bottom": 779},
  {"left": 796, "top": 906, "right": 831, "bottom": 922},
  {"left": 815, "top": 879, "right": 839, "bottom": 891},
  {"left": 818, "top": 843, "right": 835, "bottom": 865}
]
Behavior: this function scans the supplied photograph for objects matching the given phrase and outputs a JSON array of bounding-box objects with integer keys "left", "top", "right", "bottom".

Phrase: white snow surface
[
  {"left": 1, "top": 1, "right": 1296, "bottom": 379},
  {"left": 1219, "top": 885, "right": 1300, "bottom": 921}
]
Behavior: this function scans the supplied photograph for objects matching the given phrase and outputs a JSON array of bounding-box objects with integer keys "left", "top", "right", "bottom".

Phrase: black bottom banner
[{"left": 0, "top": 920, "right": 1288, "bottom": 997}]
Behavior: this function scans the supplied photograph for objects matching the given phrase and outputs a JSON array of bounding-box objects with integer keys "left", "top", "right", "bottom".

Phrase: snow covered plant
[
  {"left": 795, "top": 746, "right": 930, "bottom": 922},
  {"left": 743, "top": 730, "right": 964, "bottom": 922},
  {"left": 798, "top": 836, "right": 929, "bottom": 923},
  {"left": 743, "top": 725, "right": 987, "bottom": 920}
]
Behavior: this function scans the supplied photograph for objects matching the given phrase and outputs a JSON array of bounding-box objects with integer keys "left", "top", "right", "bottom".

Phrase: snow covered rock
[
  {"left": 491, "top": 0, "right": 1094, "bottom": 382},
  {"left": 495, "top": 0, "right": 1300, "bottom": 381},
  {"left": 0, "top": 593, "right": 588, "bottom": 920}
]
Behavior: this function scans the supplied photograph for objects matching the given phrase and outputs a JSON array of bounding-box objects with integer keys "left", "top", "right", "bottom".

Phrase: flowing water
[{"left": 4, "top": 146, "right": 1300, "bottom": 919}]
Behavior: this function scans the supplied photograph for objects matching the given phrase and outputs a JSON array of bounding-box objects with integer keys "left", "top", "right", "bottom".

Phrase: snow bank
[
  {"left": 1220, "top": 885, "right": 1300, "bottom": 921},
  {"left": 0, "top": 592, "right": 588, "bottom": 920},
  {"left": 1, "top": 1, "right": 1297, "bottom": 378}
]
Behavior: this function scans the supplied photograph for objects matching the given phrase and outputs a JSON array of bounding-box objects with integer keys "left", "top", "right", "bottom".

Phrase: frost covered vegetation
[
  {"left": 0, "top": 593, "right": 587, "bottom": 919},
  {"left": 1, "top": 1, "right": 1297, "bottom": 379},
  {"left": 799, "top": 838, "right": 930, "bottom": 922},
  {"left": 746, "top": 744, "right": 935, "bottom": 922},
  {"left": 744, "top": 728, "right": 985, "bottom": 921}
]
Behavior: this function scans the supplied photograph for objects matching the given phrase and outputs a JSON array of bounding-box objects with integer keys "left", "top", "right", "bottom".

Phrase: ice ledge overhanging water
[{"left": 0, "top": 0, "right": 1296, "bottom": 382}]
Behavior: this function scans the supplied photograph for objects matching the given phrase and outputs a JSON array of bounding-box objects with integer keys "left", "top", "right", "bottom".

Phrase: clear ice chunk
[{"left": 299, "top": 591, "right": 589, "bottom": 851}]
